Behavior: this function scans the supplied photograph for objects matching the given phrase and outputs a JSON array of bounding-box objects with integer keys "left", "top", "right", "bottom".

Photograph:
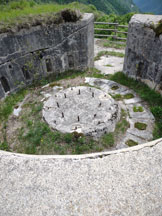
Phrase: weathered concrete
[
  {"left": 0, "top": 13, "right": 94, "bottom": 99},
  {"left": 85, "top": 77, "right": 155, "bottom": 148},
  {"left": 43, "top": 86, "right": 120, "bottom": 137},
  {"left": 124, "top": 14, "right": 162, "bottom": 94},
  {"left": 0, "top": 138, "right": 162, "bottom": 216}
]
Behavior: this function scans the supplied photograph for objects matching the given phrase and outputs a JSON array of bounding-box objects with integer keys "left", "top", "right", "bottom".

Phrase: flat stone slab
[
  {"left": 43, "top": 86, "right": 120, "bottom": 137},
  {"left": 85, "top": 77, "right": 155, "bottom": 146},
  {"left": 95, "top": 55, "right": 124, "bottom": 75}
]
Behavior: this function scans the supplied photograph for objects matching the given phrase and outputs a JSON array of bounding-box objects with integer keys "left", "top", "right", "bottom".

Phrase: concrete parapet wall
[
  {"left": 0, "top": 138, "right": 162, "bottom": 215},
  {"left": 0, "top": 13, "right": 94, "bottom": 98},
  {"left": 124, "top": 14, "right": 162, "bottom": 94}
]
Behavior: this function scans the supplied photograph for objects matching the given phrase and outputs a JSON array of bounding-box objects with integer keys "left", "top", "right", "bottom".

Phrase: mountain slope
[
  {"left": 48, "top": 0, "right": 139, "bottom": 15},
  {"left": 133, "top": 0, "right": 162, "bottom": 14}
]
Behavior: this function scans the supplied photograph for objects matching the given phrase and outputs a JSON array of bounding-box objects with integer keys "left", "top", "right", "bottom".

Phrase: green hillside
[
  {"left": 43, "top": 0, "right": 139, "bottom": 15},
  {"left": 133, "top": 0, "right": 162, "bottom": 15},
  {"left": 0, "top": 0, "right": 139, "bottom": 15}
]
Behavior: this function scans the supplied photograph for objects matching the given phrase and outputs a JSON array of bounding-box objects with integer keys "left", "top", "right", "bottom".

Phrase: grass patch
[
  {"left": 0, "top": 141, "right": 10, "bottom": 151},
  {"left": 110, "top": 72, "right": 162, "bottom": 139},
  {"left": 126, "top": 139, "right": 138, "bottom": 147},
  {"left": 112, "top": 94, "right": 122, "bottom": 100},
  {"left": 111, "top": 85, "right": 119, "bottom": 90},
  {"left": 103, "top": 41, "right": 126, "bottom": 49},
  {"left": 112, "top": 93, "right": 134, "bottom": 100},
  {"left": 123, "top": 93, "right": 134, "bottom": 99},
  {"left": 105, "top": 64, "right": 113, "bottom": 67},
  {"left": 133, "top": 106, "right": 144, "bottom": 112},
  {"left": 94, "top": 51, "right": 125, "bottom": 61},
  {"left": 134, "top": 122, "right": 147, "bottom": 131},
  {"left": 115, "top": 109, "right": 130, "bottom": 134},
  {"left": 101, "top": 133, "right": 114, "bottom": 148},
  {"left": 0, "top": 89, "right": 28, "bottom": 122}
]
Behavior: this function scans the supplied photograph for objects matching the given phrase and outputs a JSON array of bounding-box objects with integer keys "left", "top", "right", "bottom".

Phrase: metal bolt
[
  {"left": 94, "top": 114, "right": 97, "bottom": 118},
  {"left": 92, "top": 92, "right": 94, "bottom": 97},
  {"left": 78, "top": 116, "right": 80, "bottom": 122},
  {"left": 62, "top": 112, "right": 64, "bottom": 118},
  {"left": 57, "top": 102, "right": 60, "bottom": 108},
  {"left": 78, "top": 89, "right": 80, "bottom": 95},
  {"left": 99, "top": 102, "right": 102, "bottom": 107},
  {"left": 64, "top": 93, "right": 66, "bottom": 98}
]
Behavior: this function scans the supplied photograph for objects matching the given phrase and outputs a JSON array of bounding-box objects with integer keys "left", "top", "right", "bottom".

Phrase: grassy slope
[
  {"left": 41, "top": 0, "right": 139, "bottom": 15},
  {"left": 0, "top": 2, "right": 99, "bottom": 21}
]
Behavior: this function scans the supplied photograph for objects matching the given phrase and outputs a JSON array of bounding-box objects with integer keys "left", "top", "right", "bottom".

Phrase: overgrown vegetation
[{"left": 94, "top": 50, "right": 125, "bottom": 61}]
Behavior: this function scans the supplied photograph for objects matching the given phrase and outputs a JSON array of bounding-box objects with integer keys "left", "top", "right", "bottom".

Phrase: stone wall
[
  {"left": 0, "top": 13, "right": 94, "bottom": 99},
  {"left": 123, "top": 14, "right": 162, "bottom": 94}
]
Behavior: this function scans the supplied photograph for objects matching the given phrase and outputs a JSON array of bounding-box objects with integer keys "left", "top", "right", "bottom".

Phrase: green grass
[
  {"left": 110, "top": 72, "right": 162, "bottom": 139},
  {"left": 101, "top": 133, "right": 114, "bottom": 148},
  {"left": 103, "top": 41, "right": 126, "bottom": 49},
  {"left": 115, "top": 109, "right": 130, "bottom": 134},
  {"left": 112, "top": 94, "right": 122, "bottom": 100},
  {"left": 133, "top": 106, "right": 144, "bottom": 112},
  {"left": 112, "top": 93, "right": 134, "bottom": 100},
  {"left": 94, "top": 51, "right": 125, "bottom": 61},
  {"left": 105, "top": 64, "right": 113, "bottom": 67},
  {"left": 123, "top": 93, "right": 134, "bottom": 99},
  {"left": 0, "top": 1, "right": 102, "bottom": 33},
  {"left": 0, "top": 141, "right": 10, "bottom": 151},
  {"left": 0, "top": 89, "right": 28, "bottom": 122},
  {"left": 134, "top": 122, "right": 147, "bottom": 130}
]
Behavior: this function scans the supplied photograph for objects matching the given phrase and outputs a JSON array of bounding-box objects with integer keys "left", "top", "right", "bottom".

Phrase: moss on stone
[
  {"left": 126, "top": 139, "right": 138, "bottom": 147},
  {"left": 134, "top": 122, "right": 147, "bottom": 130},
  {"left": 150, "top": 19, "right": 162, "bottom": 36},
  {"left": 123, "top": 93, "right": 134, "bottom": 99},
  {"left": 133, "top": 106, "right": 144, "bottom": 112},
  {"left": 111, "top": 85, "right": 119, "bottom": 90}
]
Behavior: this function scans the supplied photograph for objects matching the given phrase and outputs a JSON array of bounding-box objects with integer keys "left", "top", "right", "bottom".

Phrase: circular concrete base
[{"left": 43, "top": 86, "right": 120, "bottom": 137}]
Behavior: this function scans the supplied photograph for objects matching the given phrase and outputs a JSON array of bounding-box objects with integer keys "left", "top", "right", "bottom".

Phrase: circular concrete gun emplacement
[{"left": 43, "top": 86, "right": 120, "bottom": 138}]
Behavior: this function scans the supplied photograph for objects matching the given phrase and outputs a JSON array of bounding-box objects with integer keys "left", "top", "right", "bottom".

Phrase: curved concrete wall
[
  {"left": 124, "top": 14, "right": 162, "bottom": 94},
  {"left": 0, "top": 138, "right": 162, "bottom": 215},
  {"left": 0, "top": 13, "right": 94, "bottom": 99}
]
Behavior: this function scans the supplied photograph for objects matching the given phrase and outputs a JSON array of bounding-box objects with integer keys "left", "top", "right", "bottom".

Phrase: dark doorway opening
[
  {"left": 46, "top": 59, "right": 53, "bottom": 72},
  {"left": 0, "top": 76, "right": 10, "bottom": 93}
]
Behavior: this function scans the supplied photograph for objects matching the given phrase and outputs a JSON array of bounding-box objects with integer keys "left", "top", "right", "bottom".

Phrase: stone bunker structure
[
  {"left": 0, "top": 13, "right": 94, "bottom": 99},
  {"left": 1, "top": 14, "right": 162, "bottom": 215},
  {"left": 124, "top": 14, "right": 162, "bottom": 94}
]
